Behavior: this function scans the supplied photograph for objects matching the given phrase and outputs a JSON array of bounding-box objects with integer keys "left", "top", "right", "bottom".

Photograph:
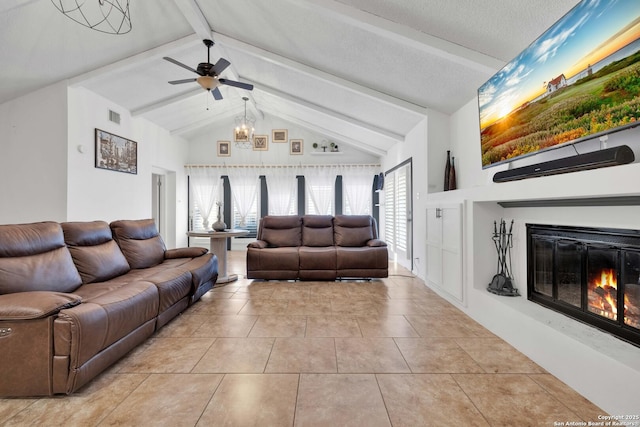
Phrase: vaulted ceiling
[{"left": 0, "top": 0, "right": 580, "bottom": 156}]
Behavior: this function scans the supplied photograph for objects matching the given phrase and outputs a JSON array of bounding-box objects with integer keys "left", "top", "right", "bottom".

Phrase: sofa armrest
[
  {"left": 247, "top": 240, "right": 268, "bottom": 249},
  {"left": 366, "top": 239, "right": 387, "bottom": 247},
  {"left": 165, "top": 247, "right": 208, "bottom": 259},
  {"left": 0, "top": 292, "right": 82, "bottom": 321}
]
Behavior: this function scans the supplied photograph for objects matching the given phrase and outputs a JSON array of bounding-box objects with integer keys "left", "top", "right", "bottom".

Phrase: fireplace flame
[{"left": 591, "top": 269, "right": 618, "bottom": 320}]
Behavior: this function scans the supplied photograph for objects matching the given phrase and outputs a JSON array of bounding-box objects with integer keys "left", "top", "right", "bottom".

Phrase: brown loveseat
[
  {"left": 246, "top": 215, "right": 388, "bottom": 280},
  {"left": 0, "top": 219, "right": 217, "bottom": 397}
]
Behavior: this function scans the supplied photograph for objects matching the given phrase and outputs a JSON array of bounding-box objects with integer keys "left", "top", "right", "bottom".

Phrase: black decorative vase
[
  {"left": 448, "top": 157, "right": 457, "bottom": 191},
  {"left": 444, "top": 150, "right": 451, "bottom": 191}
]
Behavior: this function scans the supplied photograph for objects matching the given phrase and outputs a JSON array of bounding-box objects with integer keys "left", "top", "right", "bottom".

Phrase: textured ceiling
[{"left": 0, "top": 0, "right": 580, "bottom": 155}]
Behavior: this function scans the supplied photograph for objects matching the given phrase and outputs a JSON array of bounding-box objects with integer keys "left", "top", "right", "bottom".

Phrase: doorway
[{"left": 384, "top": 159, "right": 413, "bottom": 271}]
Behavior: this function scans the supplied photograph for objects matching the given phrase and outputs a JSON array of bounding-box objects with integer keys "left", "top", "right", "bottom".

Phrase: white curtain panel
[
  {"left": 341, "top": 165, "right": 377, "bottom": 215},
  {"left": 266, "top": 167, "right": 298, "bottom": 215},
  {"left": 227, "top": 166, "right": 261, "bottom": 227},
  {"left": 186, "top": 166, "right": 222, "bottom": 229},
  {"left": 304, "top": 165, "right": 339, "bottom": 215}
]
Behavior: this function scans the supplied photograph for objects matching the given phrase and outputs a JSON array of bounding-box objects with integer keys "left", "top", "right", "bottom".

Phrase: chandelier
[
  {"left": 51, "top": 0, "right": 132, "bottom": 35},
  {"left": 234, "top": 97, "right": 255, "bottom": 149}
]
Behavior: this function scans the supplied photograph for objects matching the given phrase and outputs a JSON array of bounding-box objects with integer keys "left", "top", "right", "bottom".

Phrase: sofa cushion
[
  {"left": 259, "top": 216, "right": 302, "bottom": 247},
  {"left": 110, "top": 219, "right": 166, "bottom": 269},
  {"left": 0, "top": 222, "right": 82, "bottom": 294},
  {"left": 302, "top": 215, "right": 334, "bottom": 247},
  {"left": 62, "top": 221, "right": 131, "bottom": 284},
  {"left": 333, "top": 215, "right": 374, "bottom": 247}
]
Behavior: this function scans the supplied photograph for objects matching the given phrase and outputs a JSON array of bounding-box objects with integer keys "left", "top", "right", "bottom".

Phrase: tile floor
[{"left": 0, "top": 251, "right": 604, "bottom": 426}]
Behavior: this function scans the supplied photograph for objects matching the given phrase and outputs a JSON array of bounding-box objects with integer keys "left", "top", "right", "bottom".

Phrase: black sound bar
[{"left": 493, "top": 145, "right": 635, "bottom": 183}]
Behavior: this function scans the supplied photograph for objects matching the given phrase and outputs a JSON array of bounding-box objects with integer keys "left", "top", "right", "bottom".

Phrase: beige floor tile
[
  {"left": 100, "top": 373, "right": 222, "bottom": 426},
  {"left": 306, "top": 315, "right": 362, "bottom": 337},
  {"left": 307, "top": 283, "right": 351, "bottom": 299},
  {"left": 529, "top": 374, "right": 604, "bottom": 421},
  {"left": 377, "top": 374, "right": 490, "bottom": 426},
  {"left": 154, "top": 314, "right": 210, "bottom": 338},
  {"left": 454, "top": 337, "right": 546, "bottom": 373},
  {"left": 232, "top": 286, "right": 275, "bottom": 299},
  {"left": 190, "top": 298, "right": 248, "bottom": 315},
  {"left": 453, "top": 373, "right": 583, "bottom": 426},
  {"left": 192, "top": 338, "right": 274, "bottom": 373},
  {"left": 374, "top": 299, "right": 428, "bottom": 315},
  {"left": 198, "top": 374, "right": 298, "bottom": 426},
  {"left": 394, "top": 337, "right": 484, "bottom": 373},
  {"left": 295, "top": 374, "right": 391, "bottom": 427},
  {"left": 356, "top": 315, "right": 419, "bottom": 337},
  {"left": 405, "top": 314, "right": 482, "bottom": 337},
  {"left": 335, "top": 337, "right": 411, "bottom": 373},
  {"left": 270, "top": 285, "right": 311, "bottom": 299},
  {"left": 248, "top": 315, "right": 307, "bottom": 337},
  {"left": 238, "top": 299, "right": 290, "bottom": 315},
  {"left": 266, "top": 338, "right": 337, "bottom": 373},
  {"left": 0, "top": 399, "right": 36, "bottom": 425},
  {"left": 205, "top": 288, "right": 236, "bottom": 299},
  {"left": 331, "top": 298, "right": 379, "bottom": 315},
  {"left": 116, "top": 337, "right": 215, "bottom": 373},
  {"left": 1, "top": 373, "right": 148, "bottom": 426},
  {"left": 286, "top": 299, "right": 333, "bottom": 315},
  {"left": 191, "top": 315, "right": 259, "bottom": 338}
]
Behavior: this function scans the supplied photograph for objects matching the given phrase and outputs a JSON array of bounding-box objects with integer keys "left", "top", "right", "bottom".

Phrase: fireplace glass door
[{"left": 527, "top": 224, "right": 640, "bottom": 347}]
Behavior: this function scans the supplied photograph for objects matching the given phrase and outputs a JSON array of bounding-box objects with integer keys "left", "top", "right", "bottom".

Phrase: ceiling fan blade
[
  {"left": 211, "top": 58, "right": 231, "bottom": 76},
  {"left": 163, "top": 57, "right": 201, "bottom": 75},
  {"left": 168, "top": 78, "right": 197, "bottom": 85},
  {"left": 212, "top": 87, "right": 223, "bottom": 100},
  {"left": 219, "top": 79, "right": 254, "bottom": 91}
]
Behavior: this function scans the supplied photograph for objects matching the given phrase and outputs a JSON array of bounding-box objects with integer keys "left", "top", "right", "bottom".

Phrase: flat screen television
[{"left": 478, "top": 0, "right": 640, "bottom": 169}]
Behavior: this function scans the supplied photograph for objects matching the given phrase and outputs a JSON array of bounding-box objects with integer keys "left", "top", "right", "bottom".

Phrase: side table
[{"left": 187, "top": 229, "right": 249, "bottom": 283}]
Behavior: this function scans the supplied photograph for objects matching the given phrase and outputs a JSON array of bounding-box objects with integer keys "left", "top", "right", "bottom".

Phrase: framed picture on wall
[
  {"left": 290, "top": 139, "right": 303, "bottom": 155},
  {"left": 95, "top": 128, "right": 137, "bottom": 174},
  {"left": 234, "top": 128, "right": 249, "bottom": 142},
  {"left": 253, "top": 135, "right": 268, "bottom": 151},
  {"left": 217, "top": 140, "right": 230, "bottom": 157},
  {"left": 272, "top": 129, "right": 288, "bottom": 143}
]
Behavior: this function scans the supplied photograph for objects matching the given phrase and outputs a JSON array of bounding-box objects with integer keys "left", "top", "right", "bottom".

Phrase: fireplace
[{"left": 527, "top": 224, "right": 640, "bottom": 346}]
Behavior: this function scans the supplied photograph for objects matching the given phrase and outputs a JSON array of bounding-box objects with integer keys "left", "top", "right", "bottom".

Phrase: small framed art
[
  {"left": 95, "top": 128, "right": 137, "bottom": 174},
  {"left": 272, "top": 129, "right": 288, "bottom": 143},
  {"left": 217, "top": 141, "right": 230, "bottom": 157},
  {"left": 290, "top": 139, "right": 303, "bottom": 155},
  {"left": 253, "top": 135, "right": 268, "bottom": 151}
]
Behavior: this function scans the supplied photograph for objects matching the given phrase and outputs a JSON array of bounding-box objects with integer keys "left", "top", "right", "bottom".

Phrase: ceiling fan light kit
[
  {"left": 164, "top": 39, "right": 254, "bottom": 101},
  {"left": 51, "top": 0, "right": 132, "bottom": 35}
]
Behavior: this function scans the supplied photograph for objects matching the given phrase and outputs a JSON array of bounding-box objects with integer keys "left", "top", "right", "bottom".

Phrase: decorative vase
[
  {"left": 448, "top": 157, "right": 457, "bottom": 191},
  {"left": 211, "top": 204, "right": 227, "bottom": 231},
  {"left": 444, "top": 150, "right": 451, "bottom": 191}
]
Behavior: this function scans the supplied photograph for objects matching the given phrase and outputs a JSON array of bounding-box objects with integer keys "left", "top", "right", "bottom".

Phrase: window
[{"left": 306, "top": 182, "right": 333, "bottom": 215}]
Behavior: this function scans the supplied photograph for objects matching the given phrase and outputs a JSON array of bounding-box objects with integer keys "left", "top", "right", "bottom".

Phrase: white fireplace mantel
[{"left": 423, "top": 161, "right": 640, "bottom": 415}]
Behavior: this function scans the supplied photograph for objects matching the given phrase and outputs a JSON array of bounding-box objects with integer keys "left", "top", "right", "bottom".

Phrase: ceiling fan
[{"left": 163, "top": 39, "right": 253, "bottom": 100}]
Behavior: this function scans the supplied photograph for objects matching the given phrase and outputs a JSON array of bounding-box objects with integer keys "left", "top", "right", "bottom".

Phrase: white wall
[
  {"left": 0, "top": 82, "right": 69, "bottom": 224},
  {"left": 187, "top": 114, "right": 380, "bottom": 165},
  {"left": 380, "top": 112, "right": 449, "bottom": 277},
  {"left": 432, "top": 95, "right": 640, "bottom": 415},
  {"left": 67, "top": 87, "right": 190, "bottom": 247}
]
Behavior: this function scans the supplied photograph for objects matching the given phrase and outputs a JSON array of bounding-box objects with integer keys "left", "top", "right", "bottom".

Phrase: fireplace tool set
[{"left": 487, "top": 219, "right": 520, "bottom": 296}]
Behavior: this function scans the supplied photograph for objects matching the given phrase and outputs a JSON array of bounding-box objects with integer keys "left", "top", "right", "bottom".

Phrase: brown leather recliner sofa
[
  {"left": 247, "top": 215, "right": 388, "bottom": 280},
  {"left": 0, "top": 219, "right": 218, "bottom": 397}
]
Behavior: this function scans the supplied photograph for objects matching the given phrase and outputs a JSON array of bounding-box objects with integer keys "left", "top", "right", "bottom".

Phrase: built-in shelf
[
  {"left": 497, "top": 195, "right": 640, "bottom": 208},
  {"left": 310, "top": 151, "right": 341, "bottom": 156}
]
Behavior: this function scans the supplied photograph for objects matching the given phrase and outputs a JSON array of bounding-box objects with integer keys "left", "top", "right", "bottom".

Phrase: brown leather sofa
[
  {"left": 0, "top": 219, "right": 218, "bottom": 397},
  {"left": 247, "top": 215, "right": 388, "bottom": 280}
]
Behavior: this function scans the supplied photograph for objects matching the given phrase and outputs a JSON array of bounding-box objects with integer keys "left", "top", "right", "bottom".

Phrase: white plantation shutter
[
  {"left": 385, "top": 171, "right": 396, "bottom": 249},
  {"left": 384, "top": 162, "right": 411, "bottom": 262}
]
